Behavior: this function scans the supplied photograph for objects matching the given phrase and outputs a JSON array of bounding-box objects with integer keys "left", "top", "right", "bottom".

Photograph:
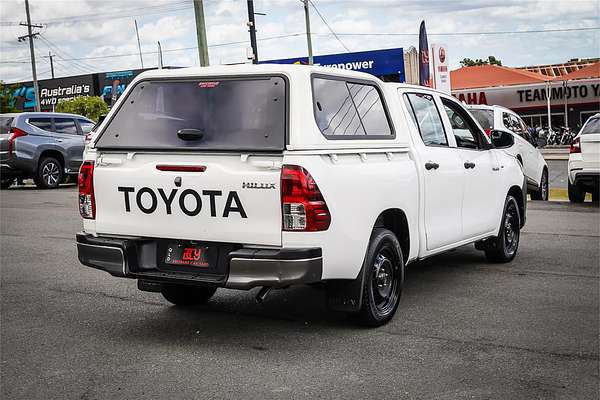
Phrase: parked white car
[
  {"left": 467, "top": 104, "right": 548, "bottom": 201},
  {"left": 568, "top": 113, "right": 600, "bottom": 202},
  {"left": 76, "top": 65, "right": 526, "bottom": 326}
]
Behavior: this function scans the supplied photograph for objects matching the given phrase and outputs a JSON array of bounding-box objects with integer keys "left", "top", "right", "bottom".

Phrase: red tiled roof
[
  {"left": 451, "top": 64, "right": 549, "bottom": 90},
  {"left": 556, "top": 61, "right": 600, "bottom": 80}
]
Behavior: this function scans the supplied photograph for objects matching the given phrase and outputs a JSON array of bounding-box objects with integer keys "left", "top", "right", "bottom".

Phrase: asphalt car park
[{"left": 1, "top": 180, "right": 598, "bottom": 399}]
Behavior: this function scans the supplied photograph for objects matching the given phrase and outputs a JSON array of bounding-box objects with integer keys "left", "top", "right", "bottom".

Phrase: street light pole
[
  {"left": 134, "top": 19, "right": 144, "bottom": 69},
  {"left": 303, "top": 0, "right": 313, "bottom": 65}
]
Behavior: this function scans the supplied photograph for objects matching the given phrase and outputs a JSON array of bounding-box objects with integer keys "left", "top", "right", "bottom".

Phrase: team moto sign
[{"left": 452, "top": 79, "right": 600, "bottom": 110}]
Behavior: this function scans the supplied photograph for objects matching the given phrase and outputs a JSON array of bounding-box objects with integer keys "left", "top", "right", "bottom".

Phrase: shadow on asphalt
[{"left": 108, "top": 246, "right": 486, "bottom": 346}]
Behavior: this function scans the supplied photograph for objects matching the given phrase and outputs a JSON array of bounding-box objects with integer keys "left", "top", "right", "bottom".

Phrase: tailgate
[{"left": 93, "top": 152, "right": 283, "bottom": 246}]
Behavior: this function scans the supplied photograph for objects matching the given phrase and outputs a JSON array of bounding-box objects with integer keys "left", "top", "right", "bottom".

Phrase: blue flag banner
[
  {"left": 419, "top": 21, "right": 431, "bottom": 87},
  {"left": 263, "top": 48, "right": 405, "bottom": 82}
]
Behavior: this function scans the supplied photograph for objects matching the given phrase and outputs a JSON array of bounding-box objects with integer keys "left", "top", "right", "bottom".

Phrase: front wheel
[
  {"left": 531, "top": 170, "right": 548, "bottom": 201},
  {"left": 161, "top": 285, "right": 217, "bottom": 306},
  {"left": 568, "top": 180, "right": 586, "bottom": 203},
  {"left": 484, "top": 195, "right": 521, "bottom": 263},
  {"left": 355, "top": 228, "right": 404, "bottom": 327}
]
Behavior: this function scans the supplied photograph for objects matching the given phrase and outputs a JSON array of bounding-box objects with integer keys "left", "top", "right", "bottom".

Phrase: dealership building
[{"left": 450, "top": 58, "right": 600, "bottom": 130}]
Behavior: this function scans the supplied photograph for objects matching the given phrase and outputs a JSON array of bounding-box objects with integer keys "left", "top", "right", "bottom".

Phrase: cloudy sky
[{"left": 0, "top": 0, "right": 598, "bottom": 83}]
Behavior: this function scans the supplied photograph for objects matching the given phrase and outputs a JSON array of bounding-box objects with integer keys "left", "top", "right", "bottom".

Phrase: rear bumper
[{"left": 76, "top": 233, "right": 322, "bottom": 290}]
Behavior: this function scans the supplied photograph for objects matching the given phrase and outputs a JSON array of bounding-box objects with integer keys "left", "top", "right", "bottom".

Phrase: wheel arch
[
  {"left": 37, "top": 149, "right": 65, "bottom": 171},
  {"left": 373, "top": 208, "right": 410, "bottom": 260},
  {"left": 507, "top": 185, "right": 526, "bottom": 228}
]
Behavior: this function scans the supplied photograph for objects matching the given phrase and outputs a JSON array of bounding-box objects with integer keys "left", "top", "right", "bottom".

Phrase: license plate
[{"left": 164, "top": 242, "right": 213, "bottom": 268}]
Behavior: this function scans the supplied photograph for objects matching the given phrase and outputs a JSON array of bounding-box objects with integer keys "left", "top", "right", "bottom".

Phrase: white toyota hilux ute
[{"left": 76, "top": 65, "right": 526, "bottom": 327}]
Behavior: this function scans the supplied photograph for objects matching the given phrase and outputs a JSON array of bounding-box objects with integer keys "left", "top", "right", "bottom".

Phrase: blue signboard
[{"left": 263, "top": 48, "right": 405, "bottom": 82}]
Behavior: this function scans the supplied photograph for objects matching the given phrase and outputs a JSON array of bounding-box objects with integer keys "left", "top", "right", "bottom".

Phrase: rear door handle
[
  {"left": 55, "top": 139, "right": 63, "bottom": 143},
  {"left": 464, "top": 162, "right": 476, "bottom": 169},
  {"left": 492, "top": 166, "right": 500, "bottom": 171},
  {"left": 425, "top": 162, "right": 439, "bottom": 170}
]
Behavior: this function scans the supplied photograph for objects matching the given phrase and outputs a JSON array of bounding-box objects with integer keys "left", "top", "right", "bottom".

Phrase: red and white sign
[
  {"left": 452, "top": 79, "right": 600, "bottom": 110},
  {"left": 431, "top": 44, "right": 451, "bottom": 93}
]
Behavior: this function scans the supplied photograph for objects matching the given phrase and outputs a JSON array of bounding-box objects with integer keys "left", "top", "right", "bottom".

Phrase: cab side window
[
  {"left": 442, "top": 99, "right": 484, "bottom": 150},
  {"left": 54, "top": 118, "right": 78, "bottom": 135},
  {"left": 403, "top": 93, "right": 448, "bottom": 146}
]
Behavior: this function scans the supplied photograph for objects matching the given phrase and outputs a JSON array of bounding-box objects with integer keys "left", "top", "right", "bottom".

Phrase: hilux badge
[{"left": 242, "top": 182, "right": 276, "bottom": 189}]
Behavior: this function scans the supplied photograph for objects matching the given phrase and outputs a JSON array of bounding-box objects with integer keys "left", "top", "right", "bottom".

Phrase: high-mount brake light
[
  {"left": 78, "top": 161, "right": 95, "bottom": 219},
  {"left": 569, "top": 137, "right": 581, "bottom": 154},
  {"left": 281, "top": 165, "right": 330, "bottom": 231},
  {"left": 8, "top": 127, "right": 27, "bottom": 158}
]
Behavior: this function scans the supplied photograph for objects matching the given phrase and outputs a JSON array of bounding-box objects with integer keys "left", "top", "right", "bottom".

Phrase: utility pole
[
  {"left": 246, "top": 0, "right": 258, "bottom": 64},
  {"left": 193, "top": 0, "right": 209, "bottom": 66},
  {"left": 43, "top": 51, "right": 55, "bottom": 78},
  {"left": 302, "top": 0, "right": 313, "bottom": 65},
  {"left": 19, "top": 0, "right": 42, "bottom": 111},
  {"left": 157, "top": 41, "right": 163, "bottom": 69},
  {"left": 134, "top": 19, "right": 144, "bottom": 69}
]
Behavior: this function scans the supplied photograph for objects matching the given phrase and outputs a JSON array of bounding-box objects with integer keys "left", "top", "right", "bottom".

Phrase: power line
[
  {"left": 308, "top": 0, "right": 350, "bottom": 52},
  {"left": 314, "top": 26, "right": 600, "bottom": 37}
]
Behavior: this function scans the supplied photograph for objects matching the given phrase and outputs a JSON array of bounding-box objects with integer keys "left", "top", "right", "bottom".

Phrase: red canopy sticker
[{"left": 198, "top": 81, "right": 220, "bottom": 88}]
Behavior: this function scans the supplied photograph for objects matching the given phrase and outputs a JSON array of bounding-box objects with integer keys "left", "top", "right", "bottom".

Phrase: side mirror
[{"left": 490, "top": 130, "right": 514, "bottom": 148}]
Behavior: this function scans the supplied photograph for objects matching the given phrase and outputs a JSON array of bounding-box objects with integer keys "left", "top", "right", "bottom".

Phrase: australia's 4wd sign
[
  {"left": 452, "top": 79, "right": 600, "bottom": 110},
  {"left": 263, "top": 48, "right": 405, "bottom": 82}
]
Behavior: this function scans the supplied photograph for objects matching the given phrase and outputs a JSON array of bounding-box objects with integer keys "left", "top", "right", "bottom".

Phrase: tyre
[
  {"left": 568, "top": 180, "right": 586, "bottom": 203},
  {"left": 531, "top": 169, "right": 548, "bottom": 201},
  {"left": 592, "top": 189, "right": 599, "bottom": 203},
  {"left": 355, "top": 228, "right": 404, "bottom": 327},
  {"left": 484, "top": 195, "right": 521, "bottom": 263},
  {"left": 34, "top": 157, "right": 63, "bottom": 189},
  {"left": 0, "top": 177, "right": 14, "bottom": 189},
  {"left": 161, "top": 284, "right": 217, "bottom": 306}
]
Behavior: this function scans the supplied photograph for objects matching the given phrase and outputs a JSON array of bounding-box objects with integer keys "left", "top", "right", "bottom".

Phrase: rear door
[
  {"left": 92, "top": 75, "right": 287, "bottom": 246},
  {"left": 53, "top": 117, "right": 84, "bottom": 172},
  {"left": 579, "top": 117, "right": 600, "bottom": 168}
]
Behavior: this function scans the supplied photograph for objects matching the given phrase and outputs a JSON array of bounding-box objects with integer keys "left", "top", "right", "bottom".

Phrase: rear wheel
[
  {"left": 1, "top": 177, "right": 14, "bottom": 189},
  {"left": 355, "top": 228, "right": 404, "bottom": 327},
  {"left": 34, "top": 157, "right": 63, "bottom": 189},
  {"left": 161, "top": 285, "right": 217, "bottom": 306},
  {"left": 531, "top": 169, "right": 548, "bottom": 201},
  {"left": 483, "top": 195, "right": 521, "bottom": 263},
  {"left": 568, "top": 180, "right": 586, "bottom": 203}
]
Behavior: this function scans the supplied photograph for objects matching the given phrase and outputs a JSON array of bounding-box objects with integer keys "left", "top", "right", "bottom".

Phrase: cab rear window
[
  {"left": 96, "top": 77, "right": 286, "bottom": 151},
  {"left": 581, "top": 118, "right": 600, "bottom": 135}
]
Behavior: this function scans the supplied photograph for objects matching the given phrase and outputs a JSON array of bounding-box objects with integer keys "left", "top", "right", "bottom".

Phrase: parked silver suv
[{"left": 0, "top": 112, "right": 95, "bottom": 189}]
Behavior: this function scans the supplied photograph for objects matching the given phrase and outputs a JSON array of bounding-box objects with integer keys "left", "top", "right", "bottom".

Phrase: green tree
[
  {"left": 55, "top": 96, "right": 108, "bottom": 122},
  {"left": 0, "top": 81, "right": 18, "bottom": 113},
  {"left": 460, "top": 56, "right": 503, "bottom": 67}
]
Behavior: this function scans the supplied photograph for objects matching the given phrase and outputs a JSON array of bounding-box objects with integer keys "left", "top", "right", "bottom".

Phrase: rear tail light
[
  {"left": 281, "top": 165, "right": 330, "bottom": 231},
  {"left": 484, "top": 128, "right": 491, "bottom": 137},
  {"left": 569, "top": 137, "right": 581, "bottom": 154},
  {"left": 78, "top": 161, "right": 95, "bottom": 219},
  {"left": 7, "top": 127, "right": 27, "bottom": 158}
]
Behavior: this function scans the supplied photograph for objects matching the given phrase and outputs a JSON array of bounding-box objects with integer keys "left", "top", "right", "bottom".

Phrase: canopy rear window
[
  {"left": 95, "top": 76, "right": 286, "bottom": 151},
  {"left": 0, "top": 117, "right": 13, "bottom": 134}
]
